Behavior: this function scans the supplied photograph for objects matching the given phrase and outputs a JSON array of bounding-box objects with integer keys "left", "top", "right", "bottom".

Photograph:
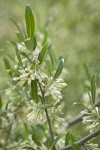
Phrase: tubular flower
[
  {"left": 85, "top": 143, "right": 100, "bottom": 150},
  {"left": 45, "top": 78, "right": 67, "bottom": 101},
  {"left": 13, "top": 65, "right": 48, "bottom": 86},
  {"left": 81, "top": 107, "right": 100, "bottom": 133}
]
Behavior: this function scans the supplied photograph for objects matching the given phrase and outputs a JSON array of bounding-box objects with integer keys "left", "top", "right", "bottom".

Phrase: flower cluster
[
  {"left": 85, "top": 143, "right": 100, "bottom": 150},
  {"left": 26, "top": 100, "right": 65, "bottom": 124},
  {"left": 45, "top": 77, "right": 67, "bottom": 101},
  {"left": 81, "top": 107, "right": 100, "bottom": 133}
]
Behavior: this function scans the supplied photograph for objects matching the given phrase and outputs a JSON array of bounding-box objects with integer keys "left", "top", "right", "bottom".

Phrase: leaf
[
  {"left": 54, "top": 59, "right": 64, "bottom": 79},
  {"left": 83, "top": 64, "right": 91, "bottom": 80},
  {"left": 46, "top": 59, "right": 52, "bottom": 74},
  {"left": 38, "top": 42, "right": 48, "bottom": 64},
  {"left": 25, "top": 5, "right": 35, "bottom": 38},
  {"left": 24, "top": 123, "right": 29, "bottom": 135},
  {"left": 15, "top": 46, "right": 23, "bottom": 66},
  {"left": 16, "top": 32, "right": 24, "bottom": 42},
  {"left": 20, "top": 52, "right": 31, "bottom": 62},
  {"left": 0, "top": 96, "right": 2, "bottom": 109},
  {"left": 91, "top": 74, "right": 96, "bottom": 104},
  {"left": 48, "top": 48, "right": 56, "bottom": 69},
  {"left": 32, "top": 133, "right": 41, "bottom": 147},
  {"left": 65, "top": 132, "right": 76, "bottom": 146},
  {"left": 45, "top": 137, "right": 52, "bottom": 149},
  {"left": 42, "top": 102, "right": 53, "bottom": 109},
  {"left": 24, "top": 35, "right": 37, "bottom": 51},
  {"left": 32, "top": 35, "right": 37, "bottom": 51},
  {"left": 9, "top": 18, "right": 25, "bottom": 39},
  {"left": 70, "top": 142, "right": 81, "bottom": 150},
  {"left": 3, "top": 58, "right": 12, "bottom": 77},
  {"left": 50, "top": 136, "right": 61, "bottom": 149},
  {"left": 31, "top": 80, "right": 38, "bottom": 101},
  {"left": 23, "top": 146, "right": 35, "bottom": 150},
  {"left": 34, "top": 124, "right": 45, "bottom": 141}
]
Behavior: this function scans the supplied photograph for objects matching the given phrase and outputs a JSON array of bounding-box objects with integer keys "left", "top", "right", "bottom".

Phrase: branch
[
  {"left": 59, "top": 129, "right": 100, "bottom": 150},
  {"left": 66, "top": 100, "right": 100, "bottom": 128},
  {"left": 38, "top": 81, "right": 56, "bottom": 150}
]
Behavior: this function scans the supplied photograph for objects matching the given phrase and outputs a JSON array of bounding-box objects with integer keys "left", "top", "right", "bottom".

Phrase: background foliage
[{"left": 0, "top": 0, "right": 100, "bottom": 146}]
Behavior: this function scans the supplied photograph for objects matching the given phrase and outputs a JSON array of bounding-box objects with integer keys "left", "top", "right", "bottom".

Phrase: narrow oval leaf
[
  {"left": 23, "top": 146, "right": 35, "bottom": 150},
  {"left": 16, "top": 32, "right": 24, "bottom": 42},
  {"left": 50, "top": 136, "right": 61, "bottom": 149},
  {"left": 32, "top": 134, "right": 41, "bottom": 147},
  {"left": 10, "top": 18, "right": 25, "bottom": 39},
  {"left": 42, "top": 102, "right": 53, "bottom": 109},
  {"left": 38, "top": 42, "right": 48, "bottom": 64},
  {"left": 70, "top": 142, "right": 81, "bottom": 150},
  {"left": 15, "top": 46, "right": 23, "bottom": 66},
  {"left": 48, "top": 48, "right": 56, "bottom": 69},
  {"left": 91, "top": 74, "right": 96, "bottom": 104},
  {"left": 46, "top": 59, "right": 52, "bottom": 74},
  {"left": 0, "top": 96, "right": 2, "bottom": 109},
  {"left": 65, "top": 132, "right": 76, "bottom": 146},
  {"left": 45, "top": 137, "right": 52, "bottom": 149},
  {"left": 25, "top": 5, "right": 35, "bottom": 38},
  {"left": 54, "top": 59, "right": 64, "bottom": 79},
  {"left": 24, "top": 35, "right": 37, "bottom": 51},
  {"left": 31, "top": 80, "right": 38, "bottom": 101},
  {"left": 32, "top": 35, "right": 37, "bottom": 51},
  {"left": 3, "top": 58, "right": 12, "bottom": 77},
  {"left": 20, "top": 52, "right": 31, "bottom": 62}
]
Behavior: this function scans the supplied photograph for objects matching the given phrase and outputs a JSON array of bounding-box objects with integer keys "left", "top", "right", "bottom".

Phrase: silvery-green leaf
[
  {"left": 45, "top": 137, "right": 52, "bottom": 149},
  {"left": 15, "top": 46, "right": 23, "bottom": 66},
  {"left": 65, "top": 132, "right": 76, "bottom": 146},
  {"left": 32, "top": 35, "right": 37, "bottom": 51},
  {"left": 38, "top": 42, "right": 48, "bottom": 64},
  {"left": 23, "top": 146, "right": 35, "bottom": 150},
  {"left": 0, "top": 96, "right": 2, "bottom": 109},
  {"left": 24, "top": 35, "right": 37, "bottom": 51},
  {"left": 46, "top": 59, "right": 52, "bottom": 75},
  {"left": 31, "top": 80, "right": 38, "bottom": 102},
  {"left": 25, "top": 5, "right": 35, "bottom": 38},
  {"left": 70, "top": 142, "right": 81, "bottom": 150},
  {"left": 16, "top": 32, "right": 24, "bottom": 42},
  {"left": 91, "top": 74, "right": 96, "bottom": 104},
  {"left": 3, "top": 58, "right": 12, "bottom": 77},
  {"left": 50, "top": 136, "right": 61, "bottom": 149},
  {"left": 48, "top": 48, "right": 56, "bottom": 69},
  {"left": 10, "top": 18, "right": 25, "bottom": 39},
  {"left": 42, "top": 102, "right": 53, "bottom": 109},
  {"left": 54, "top": 59, "right": 64, "bottom": 79},
  {"left": 20, "top": 52, "right": 31, "bottom": 62},
  {"left": 32, "top": 133, "right": 41, "bottom": 147}
]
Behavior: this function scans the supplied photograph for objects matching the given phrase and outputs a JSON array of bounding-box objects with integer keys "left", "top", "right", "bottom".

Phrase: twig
[
  {"left": 3, "top": 122, "right": 13, "bottom": 150},
  {"left": 59, "top": 129, "right": 100, "bottom": 150},
  {"left": 38, "top": 81, "right": 56, "bottom": 150},
  {"left": 66, "top": 100, "right": 100, "bottom": 128}
]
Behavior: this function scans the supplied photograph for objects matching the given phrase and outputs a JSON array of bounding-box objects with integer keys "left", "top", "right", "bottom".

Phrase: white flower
[
  {"left": 17, "top": 42, "right": 26, "bottom": 51},
  {"left": 13, "top": 65, "right": 48, "bottom": 86},
  {"left": 85, "top": 143, "right": 100, "bottom": 150},
  {"left": 27, "top": 101, "right": 46, "bottom": 124},
  {"left": 32, "top": 47, "right": 40, "bottom": 64},
  {"left": 81, "top": 107, "right": 100, "bottom": 133},
  {"left": 45, "top": 78, "right": 67, "bottom": 101}
]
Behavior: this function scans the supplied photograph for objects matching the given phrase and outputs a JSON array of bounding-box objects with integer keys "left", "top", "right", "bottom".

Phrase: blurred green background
[{"left": 0, "top": 0, "right": 100, "bottom": 137}]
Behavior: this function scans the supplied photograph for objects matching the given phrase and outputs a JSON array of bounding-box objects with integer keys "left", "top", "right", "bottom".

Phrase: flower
[
  {"left": 81, "top": 107, "right": 100, "bottom": 133},
  {"left": 27, "top": 104, "right": 45, "bottom": 124},
  {"left": 85, "top": 143, "right": 100, "bottom": 150},
  {"left": 13, "top": 65, "right": 48, "bottom": 86},
  {"left": 45, "top": 78, "right": 67, "bottom": 101},
  {"left": 17, "top": 42, "right": 27, "bottom": 51}
]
